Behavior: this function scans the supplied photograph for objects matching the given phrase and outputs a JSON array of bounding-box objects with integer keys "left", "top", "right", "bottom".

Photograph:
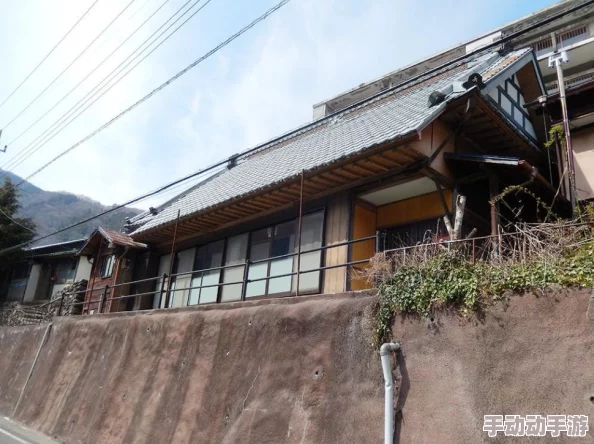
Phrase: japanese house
[
  {"left": 80, "top": 47, "right": 569, "bottom": 312},
  {"left": 1, "top": 238, "right": 91, "bottom": 303},
  {"left": 78, "top": 227, "right": 147, "bottom": 313}
]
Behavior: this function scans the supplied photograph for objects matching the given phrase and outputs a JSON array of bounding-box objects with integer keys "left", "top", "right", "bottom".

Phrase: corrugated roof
[{"left": 131, "top": 49, "right": 534, "bottom": 237}]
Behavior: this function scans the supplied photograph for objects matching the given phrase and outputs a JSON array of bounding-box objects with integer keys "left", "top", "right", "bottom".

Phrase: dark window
[
  {"left": 54, "top": 259, "right": 77, "bottom": 284},
  {"left": 380, "top": 218, "right": 447, "bottom": 251},
  {"left": 12, "top": 263, "right": 30, "bottom": 280}
]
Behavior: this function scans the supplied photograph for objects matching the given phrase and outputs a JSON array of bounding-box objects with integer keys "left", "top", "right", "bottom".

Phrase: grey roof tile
[{"left": 132, "top": 49, "right": 533, "bottom": 236}]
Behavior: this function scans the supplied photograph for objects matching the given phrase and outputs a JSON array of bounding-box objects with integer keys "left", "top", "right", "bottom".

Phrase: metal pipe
[
  {"left": 380, "top": 342, "right": 401, "bottom": 444},
  {"left": 295, "top": 170, "right": 304, "bottom": 296},
  {"left": 165, "top": 209, "right": 181, "bottom": 308},
  {"left": 555, "top": 58, "right": 577, "bottom": 212}
]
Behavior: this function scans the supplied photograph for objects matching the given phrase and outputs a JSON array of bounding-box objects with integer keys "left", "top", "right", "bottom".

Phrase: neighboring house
[
  {"left": 96, "top": 47, "right": 564, "bottom": 311},
  {"left": 3, "top": 239, "right": 90, "bottom": 303},
  {"left": 313, "top": 0, "right": 594, "bottom": 202},
  {"left": 78, "top": 227, "right": 147, "bottom": 314}
]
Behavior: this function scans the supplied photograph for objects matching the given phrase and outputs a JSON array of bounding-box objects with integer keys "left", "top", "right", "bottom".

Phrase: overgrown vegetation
[{"left": 369, "top": 221, "right": 594, "bottom": 345}]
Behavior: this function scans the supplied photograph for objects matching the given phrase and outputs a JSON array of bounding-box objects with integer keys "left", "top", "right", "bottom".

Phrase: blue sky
[{"left": 0, "top": 0, "right": 559, "bottom": 209}]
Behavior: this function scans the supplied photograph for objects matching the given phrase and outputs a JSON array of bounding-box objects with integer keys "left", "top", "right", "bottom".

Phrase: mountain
[{"left": 0, "top": 169, "right": 143, "bottom": 245}]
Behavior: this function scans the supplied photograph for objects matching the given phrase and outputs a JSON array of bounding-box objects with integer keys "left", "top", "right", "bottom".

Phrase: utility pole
[
  {"left": 549, "top": 50, "right": 577, "bottom": 213},
  {"left": 0, "top": 130, "right": 5, "bottom": 153}
]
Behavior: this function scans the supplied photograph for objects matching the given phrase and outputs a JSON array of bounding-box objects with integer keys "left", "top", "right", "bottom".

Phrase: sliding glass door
[{"left": 188, "top": 240, "right": 224, "bottom": 305}]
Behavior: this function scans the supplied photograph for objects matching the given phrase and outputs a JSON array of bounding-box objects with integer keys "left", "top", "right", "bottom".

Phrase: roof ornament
[
  {"left": 428, "top": 90, "right": 446, "bottom": 107},
  {"left": 227, "top": 153, "right": 240, "bottom": 169},
  {"left": 462, "top": 73, "right": 486, "bottom": 90}
]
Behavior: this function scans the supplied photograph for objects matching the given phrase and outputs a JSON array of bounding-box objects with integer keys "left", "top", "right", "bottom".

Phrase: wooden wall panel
[
  {"left": 412, "top": 121, "right": 456, "bottom": 180},
  {"left": 376, "top": 190, "right": 452, "bottom": 229},
  {"left": 322, "top": 193, "right": 350, "bottom": 294},
  {"left": 350, "top": 203, "right": 377, "bottom": 291}
]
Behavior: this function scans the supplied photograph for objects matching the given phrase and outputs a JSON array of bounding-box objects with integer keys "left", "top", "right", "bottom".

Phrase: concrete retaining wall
[{"left": 0, "top": 289, "right": 593, "bottom": 443}]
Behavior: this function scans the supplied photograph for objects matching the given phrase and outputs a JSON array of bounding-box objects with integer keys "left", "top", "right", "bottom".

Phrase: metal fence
[
  {"left": 55, "top": 222, "right": 594, "bottom": 316},
  {"left": 57, "top": 234, "right": 379, "bottom": 315}
]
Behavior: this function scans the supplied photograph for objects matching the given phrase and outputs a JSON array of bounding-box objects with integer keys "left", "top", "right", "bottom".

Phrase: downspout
[{"left": 380, "top": 342, "right": 401, "bottom": 444}]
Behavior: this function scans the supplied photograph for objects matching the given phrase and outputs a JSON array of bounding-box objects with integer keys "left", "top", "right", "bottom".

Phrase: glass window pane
[
  {"left": 268, "top": 257, "right": 293, "bottom": 294},
  {"left": 272, "top": 221, "right": 296, "bottom": 256},
  {"left": 55, "top": 259, "right": 76, "bottom": 284},
  {"left": 199, "top": 271, "right": 220, "bottom": 304},
  {"left": 297, "top": 251, "right": 321, "bottom": 292},
  {"left": 300, "top": 212, "right": 324, "bottom": 251},
  {"left": 221, "top": 234, "right": 248, "bottom": 302},
  {"left": 171, "top": 248, "right": 195, "bottom": 308},
  {"left": 188, "top": 274, "right": 202, "bottom": 305},
  {"left": 246, "top": 263, "right": 267, "bottom": 298},
  {"left": 293, "top": 211, "right": 324, "bottom": 293},
  {"left": 246, "top": 231, "right": 271, "bottom": 298},
  {"left": 221, "top": 266, "right": 245, "bottom": 302},
  {"left": 268, "top": 221, "right": 296, "bottom": 295},
  {"left": 189, "top": 241, "right": 224, "bottom": 305}
]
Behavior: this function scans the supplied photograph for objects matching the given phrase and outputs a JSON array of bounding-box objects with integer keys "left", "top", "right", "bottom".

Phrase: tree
[{"left": 0, "top": 178, "right": 36, "bottom": 275}]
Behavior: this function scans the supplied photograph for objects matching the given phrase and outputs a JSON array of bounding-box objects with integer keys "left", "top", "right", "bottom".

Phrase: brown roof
[{"left": 79, "top": 227, "right": 147, "bottom": 256}]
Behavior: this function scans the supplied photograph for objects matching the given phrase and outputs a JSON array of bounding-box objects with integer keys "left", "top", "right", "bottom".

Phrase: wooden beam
[{"left": 350, "top": 163, "right": 378, "bottom": 175}]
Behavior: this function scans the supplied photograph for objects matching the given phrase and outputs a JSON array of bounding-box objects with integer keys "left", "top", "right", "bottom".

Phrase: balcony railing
[
  {"left": 546, "top": 70, "right": 594, "bottom": 94},
  {"left": 53, "top": 222, "right": 594, "bottom": 316},
  {"left": 534, "top": 24, "right": 590, "bottom": 58},
  {"left": 57, "top": 234, "right": 379, "bottom": 315}
]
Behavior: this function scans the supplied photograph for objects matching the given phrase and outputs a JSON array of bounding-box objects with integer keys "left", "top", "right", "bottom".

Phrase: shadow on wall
[{"left": 395, "top": 350, "right": 410, "bottom": 444}]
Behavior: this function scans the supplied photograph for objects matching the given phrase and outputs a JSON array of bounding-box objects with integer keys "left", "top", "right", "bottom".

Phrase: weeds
[{"left": 370, "top": 221, "right": 594, "bottom": 345}]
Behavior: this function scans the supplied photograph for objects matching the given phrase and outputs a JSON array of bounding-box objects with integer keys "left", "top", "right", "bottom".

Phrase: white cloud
[{"left": 0, "top": 0, "right": 559, "bottom": 214}]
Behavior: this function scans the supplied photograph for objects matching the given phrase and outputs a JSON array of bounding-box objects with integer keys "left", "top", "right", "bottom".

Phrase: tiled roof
[
  {"left": 79, "top": 227, "right": 147, "bottom": 256},
  {"left": 131, "top": 49, "right": 534, "bottom": 236},
  {"left": 99, "top": 227, "right": 147, "bottom": 249}
]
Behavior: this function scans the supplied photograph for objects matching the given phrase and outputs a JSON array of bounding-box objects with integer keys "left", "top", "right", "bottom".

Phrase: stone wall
[{"left": 0, "top": 289, "right": 592, "bottom": 443}]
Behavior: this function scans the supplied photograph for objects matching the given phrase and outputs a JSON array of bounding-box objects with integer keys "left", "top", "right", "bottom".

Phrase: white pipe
[{"left": 380, "top": 342, "right": 400, "bottom": 444}]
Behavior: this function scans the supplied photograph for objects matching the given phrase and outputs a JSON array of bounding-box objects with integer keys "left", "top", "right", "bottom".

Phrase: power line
[
  {"left": 0, "top": 0, "right": 292, "bottom": 254},
  {"left": 8, "top": 0, "right": 591, "bottom": 254},
  {"left": 0, "top": 0, "right": 175, "bottom": 153},
  {"left": 0, "top": 0, "right": 204, "bottom": 175},
  {"left": 17, "top": 0, "right": 289, "bottom": 185},
  {"left": 0, "top": 207, "right": 36, "bottom": 234},
  {"left": 0, "top": 0, "right": 138, "bottom": 131},
  {"left": 0, "top": 0, "right": 102, "bottom": 112}
]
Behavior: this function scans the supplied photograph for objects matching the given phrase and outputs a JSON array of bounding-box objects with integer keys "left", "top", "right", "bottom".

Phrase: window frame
[{"left": 101, "top": 254, "right": 115, "bottom": 279}]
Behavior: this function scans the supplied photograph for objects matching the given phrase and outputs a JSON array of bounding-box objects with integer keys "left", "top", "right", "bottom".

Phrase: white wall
[
  {"left": 23, "top": 264, "right": 42, "bottom": 303},
  {"left": 75, "top": 256, "right": 92, "bottom": 281}
]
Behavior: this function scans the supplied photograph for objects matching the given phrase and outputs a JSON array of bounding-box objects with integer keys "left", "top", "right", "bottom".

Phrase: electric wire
[
  {"left": 0, "top": 0, "right": 102, "bottom": 112},
  {"left": 3, "top": 0, "right": 589, "bottom": 254},
  {"left": 0, "top": 0, "right": 292, "bottom": 253},
  {"left": 16, "top": 0, "right": 287, "bottom": 185},
  {"left": 0, "top": 0, "right": 204, "bottom": 175},
  {"left": 0, "top": 0, "right": 138, "bottom": 131},
  {"left": 0, "top": 0, "right": 175, "bottom": 160},
  {"left": 0, "top": 207, "right": 36, "bottom": 233},
  {"left": 0, "top": 0, "right": 172, "bottom": 152}
]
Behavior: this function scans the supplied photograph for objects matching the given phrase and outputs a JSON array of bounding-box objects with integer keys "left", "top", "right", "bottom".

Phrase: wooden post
[
  {"left": 57, "top": 292, "right": 65, "bottom": 316},
  {"left": 99, "top": 285, "right": 109, "bottom": 314},
  {"left": 489, "top": 175, "right": 500, "bottom": 260}
]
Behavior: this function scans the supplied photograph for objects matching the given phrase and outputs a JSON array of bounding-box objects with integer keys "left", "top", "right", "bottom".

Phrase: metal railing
[
  {"left": 55, "top": 222, "right": 594, "bottom": 316},
  {"left": 58, "top": 234, "right": 379, "bottom": 315}
]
